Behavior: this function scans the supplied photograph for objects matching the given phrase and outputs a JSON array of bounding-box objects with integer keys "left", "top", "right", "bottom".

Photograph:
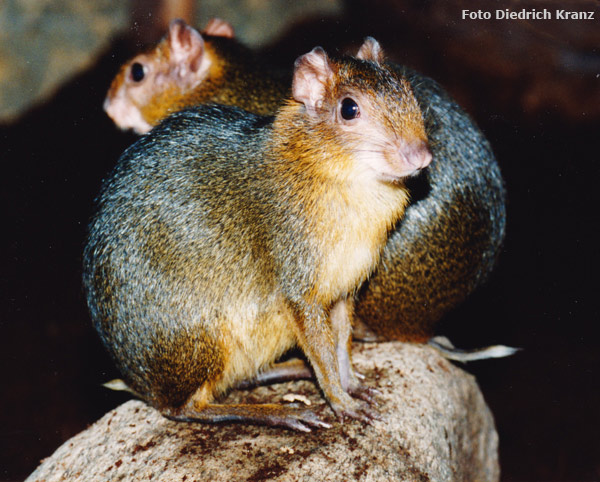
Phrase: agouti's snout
[
  {"left": 375, "top": 138, "right": 432, "bottom": 181},
  {"left": 400, "top": 139, "right": 432, "bottom": 173}
]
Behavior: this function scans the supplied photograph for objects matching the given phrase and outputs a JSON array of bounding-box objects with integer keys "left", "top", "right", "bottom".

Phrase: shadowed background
[{"left": 1, "top": 0, "right": 599, "bottom": 480}]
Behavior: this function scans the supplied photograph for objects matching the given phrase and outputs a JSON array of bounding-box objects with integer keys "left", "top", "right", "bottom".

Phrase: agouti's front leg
[
  {"left": 242, "top": 300, "right": 379, "bottom": 406},
  {"left": 329, "top": 298, "right": 380, "bottom": 405},
  {"left": 291, "top": 301, "right": 378, "bottom": 423}
]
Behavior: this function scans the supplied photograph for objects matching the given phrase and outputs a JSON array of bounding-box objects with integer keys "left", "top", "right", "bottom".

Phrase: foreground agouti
[
  {"left": 104, "top": 21, "right": 510, "bottom": 359},
  {"left": 85, "top": 39, "right": 431, "bottom": 430}
]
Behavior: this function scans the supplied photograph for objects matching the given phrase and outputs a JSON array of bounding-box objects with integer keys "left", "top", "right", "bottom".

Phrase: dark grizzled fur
[
  {"left": 198, "top": 35, "right": 290, "bottom": 115},
  {"left": 83, "top": 106, "right": 302, "bottom": 409},
  {"left": 355, "top": 65, "right": 506, "bottom": 341}
]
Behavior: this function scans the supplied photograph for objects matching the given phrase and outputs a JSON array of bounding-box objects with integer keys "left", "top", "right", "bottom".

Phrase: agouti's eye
[
  {"left": 131, "top": 63, "right": 145, "bottom": 82},
  {"left": 340, "top": 98, "right": 360, "bottom": 120}
]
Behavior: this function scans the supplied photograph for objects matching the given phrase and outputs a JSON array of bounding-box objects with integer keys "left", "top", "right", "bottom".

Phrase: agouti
[
  {"left": 84, "top": 39, "right": 432, "bottom": 431},
  {"left": 103, "top": 20, "right": 509, "bottom": 360},
  {"left": 104, "top": 18, "right": 288, "bottom": 134}
]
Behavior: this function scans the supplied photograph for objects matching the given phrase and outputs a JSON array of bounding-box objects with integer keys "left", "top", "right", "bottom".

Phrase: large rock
[
  {"left": 0, "top": 0, "right": 128, "bottom": 121},
  {"left": 25, "top": 342, "right": 499, "bottom": 481},
  {"left": 196, "top": 0, "right": 341, "bottom": 47},
  {"left": 0, "top": 0, "right": 341, "bottom": 122}
]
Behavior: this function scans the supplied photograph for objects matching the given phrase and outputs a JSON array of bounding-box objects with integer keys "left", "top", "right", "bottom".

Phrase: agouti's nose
[{"left": 402, "top": 140, "right": 432, "bottom": 171}]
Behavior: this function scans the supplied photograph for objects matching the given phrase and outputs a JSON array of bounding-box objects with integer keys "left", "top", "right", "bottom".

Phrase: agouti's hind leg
[
  {"left": 235, "top": 358, "right": 313, "bottom": 389},
  {"left": 165, "top": 383, "right": 330, "bottom": 432},
  {"left": 168, "top": 402, "right": 331, "bottom": 432}
]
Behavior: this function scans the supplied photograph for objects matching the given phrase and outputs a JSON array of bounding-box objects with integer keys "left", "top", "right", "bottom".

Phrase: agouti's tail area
[
  {"left": 102, "top": 378, "right": 141, "bottom": 397},
  {"left": 167, "top": 403, "right": 332, "bottom": 432},
  {"left": 429, "top": 336, "right": 521, "bottom": 362}
]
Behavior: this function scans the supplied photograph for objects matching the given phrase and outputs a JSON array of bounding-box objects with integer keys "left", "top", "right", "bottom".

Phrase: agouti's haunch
[{"left": 85, "top": 39, "right": 431, "bottom": 430}]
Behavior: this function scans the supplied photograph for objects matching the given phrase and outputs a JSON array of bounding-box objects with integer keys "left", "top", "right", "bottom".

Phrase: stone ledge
[{"left": 26, "top": 342, "right": 499, "bottom": 482}]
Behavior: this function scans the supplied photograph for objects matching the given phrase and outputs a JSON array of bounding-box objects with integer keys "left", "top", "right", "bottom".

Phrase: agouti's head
[
  {"left": 104, "top": 19, "right": 234, "bottom": 134},
  {"left": 287, "top": 37, "right": 432, "bottom": 182}
]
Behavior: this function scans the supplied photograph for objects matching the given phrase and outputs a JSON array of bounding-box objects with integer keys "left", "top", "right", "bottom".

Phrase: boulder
[{"left": 26, "top": 342, "right": 499, "bottom": 482}]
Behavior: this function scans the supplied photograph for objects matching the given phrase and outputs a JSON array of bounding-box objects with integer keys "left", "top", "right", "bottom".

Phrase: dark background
[{"left": 2, "top": 1, "right": 599, "bottom": 480}]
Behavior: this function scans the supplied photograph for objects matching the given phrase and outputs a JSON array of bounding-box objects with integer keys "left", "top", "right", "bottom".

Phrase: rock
[
  {"left": 0, "top": 0, "right": 128, "bottom": 122},
  {"left": 25, "top": 342, "right": 500, "bottom": 482},
  {"left": 195, "top": 0, "right": 342, "bottom": 47},
  {"left": 0, "top": 0, "right": 341, "bottom": 122}
]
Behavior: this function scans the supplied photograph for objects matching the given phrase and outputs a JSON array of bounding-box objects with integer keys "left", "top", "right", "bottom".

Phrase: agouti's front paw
[{"left": 345, "top": 369, "right": 381, "bottom": 406}]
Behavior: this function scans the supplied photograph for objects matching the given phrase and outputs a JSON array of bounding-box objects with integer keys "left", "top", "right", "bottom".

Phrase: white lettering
[
  {"left": 464, "top": 7, "right": 593, "bottom": 21},
  {"left": 462, "top": 9, "right": 491, "bottom": 20},
  {"left": 497, "top": 9, "right": 552, "bottom": 20},
  {"left": 556, "top": 10, "right": 594, "bottom": 20}
]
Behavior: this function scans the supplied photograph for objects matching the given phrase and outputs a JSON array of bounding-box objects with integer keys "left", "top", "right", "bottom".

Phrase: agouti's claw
[
  {"left": 354, "top": 371, "right": 366, "bottom": 380},
  {"left": 276, "top": 408, "right": 332, "bottom": 432},
  {"left": 349, "top": 385, "right": 381, "bottom": 405},
  {"left": 339, "top": 405, "right": 381, "bottom": 424},
  {"left": 331, "top": 394, "right": 381, "bottom": 424}
]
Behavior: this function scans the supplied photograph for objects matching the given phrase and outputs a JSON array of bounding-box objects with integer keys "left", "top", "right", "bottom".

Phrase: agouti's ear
[
  {"left": 356, "top": 37, "right": 384, "bottom": 64},
  {"left": 292, "top": 47, "right": 334, "bottom": 116},
  {"left": 168, "top": 19, "right": 206, "bottom": 73},
  {"left": 203, "top": 18, "right": 235, "bottom": 38}
]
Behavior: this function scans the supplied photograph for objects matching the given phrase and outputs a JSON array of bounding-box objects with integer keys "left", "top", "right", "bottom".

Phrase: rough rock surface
[
  {"left": 0, "top": 0, "right": 128, "bottom": 121},
  {"left": 195, "top": 0, "right": 341, "bottom": 47},
  {"left": 25, "top": 342, "right": 500, "bottom": 482},
  {"left": 0, "top": 0, "right": 340, "bottom": 122}
]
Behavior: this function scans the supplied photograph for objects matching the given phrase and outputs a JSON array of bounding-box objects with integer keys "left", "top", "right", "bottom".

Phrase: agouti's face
[
  {"left": 104, "top": 19, "right": 213, "bottom": 134},
  {"left": 103, "top": 52, "right": 158, "bottom": 133},
  {"left": 292, "top": 39, "right": 432, "bottom": 183},
  {"left": 332, "top": 71, "right": 431, "bottom": 182}
]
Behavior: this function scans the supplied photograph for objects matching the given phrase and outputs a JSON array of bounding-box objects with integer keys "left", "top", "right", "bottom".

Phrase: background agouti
[
  {"left": 104, "top": 20, "right": 508, "bottom": 358},
  {"left": 104, "top": 18, "right": 288, "bottom": 134},
  {"left": 356, "top": 63, "right": 506, "bottom": 345},
  {"left": 84, "top": 39, "right": 431, "bottom": 431}
]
